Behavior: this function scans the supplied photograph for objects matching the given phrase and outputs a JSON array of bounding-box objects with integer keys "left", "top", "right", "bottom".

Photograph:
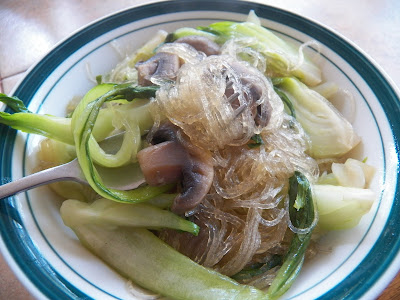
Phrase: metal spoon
[{"left": 0, "top": 133, "right": 145, "bottom": 199}]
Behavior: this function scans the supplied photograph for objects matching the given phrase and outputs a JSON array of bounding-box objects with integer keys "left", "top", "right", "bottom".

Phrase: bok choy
[
  {"left": 313, "top": 158, "right": 376, "bottom": 230},
  {"left": 198, "top": 20, "right": 321, "bottom": 86},
  {"left": 61, "top": 198, "right": 199, "bottom": 235},
  {"left": 61, "top": 223, "right": 268, "bottom": 299},
  {"left": 273, "top": 77, "right": 361, "bottom": 158},
  {"left": 313, "top": 185, "right": 375, "bottom": 230},
  {"left": 70, "top": 83, "right": 175, "bottom": 203}
]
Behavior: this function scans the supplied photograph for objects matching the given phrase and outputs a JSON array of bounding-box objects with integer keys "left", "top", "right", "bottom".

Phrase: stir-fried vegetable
[
  {"left": 71, "top": 83, "right": 175, "bottom": 203},
  {"left": 313, "top": 158, "right": 375, "bottom": 230},
  {"left": 232, "top": 255, "right": 283, "bottom": 281},
  {"left": 0, "top": 86, "right": 154, "bottom": 149},
  {"left": 61, "top": 198, "right": 199, "bottom": 235},
  {"left": 197, "top": 20, "right": 321, "bottom": 86},
  {"left": 313, "top": 185, "right": 375, "bottom": 230},
  {"left": 273, "top": 77, "right": 361, "bottom": 158},
  {"left": 273, "top": 88, "right": 296, "bottom": 118},
  {"left": 330, "top": 158, "right": 375, "bottom": 188},
  {"left": 166, "top": 27, "right": 218, "bottom": 43},
  {"left": 0, "top": 109, "right": 74, "bottom": 144},
  {"left": 62, "top": 224, "right": 268, "bottom": 300},
  {"left": 0, "top": 94, "right": 32, "bottom": 113}
]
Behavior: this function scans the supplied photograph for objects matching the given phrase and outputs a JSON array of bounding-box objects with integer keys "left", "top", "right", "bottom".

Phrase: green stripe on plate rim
[{"left": 0, "top": 0, "right": 398, "bottom": 299}]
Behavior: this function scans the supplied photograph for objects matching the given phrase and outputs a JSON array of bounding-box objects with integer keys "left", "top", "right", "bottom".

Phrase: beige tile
[
  {"left": 0, "top": 2, "right": 55, "bottom": 77},
  {"left": 0, "top": 0, "right": 151, "bottom": 78}
]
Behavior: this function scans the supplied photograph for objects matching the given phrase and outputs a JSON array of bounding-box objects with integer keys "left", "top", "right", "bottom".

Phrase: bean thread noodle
[
  {"left": 290, "top": 40, "right": 322, "bottom": 72},
  {"left": 154, "top": 39, "right": 320, "bottom": 283}
]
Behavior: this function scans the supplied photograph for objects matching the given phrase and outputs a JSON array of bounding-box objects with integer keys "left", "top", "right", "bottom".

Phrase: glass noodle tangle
[{"left": 155, "top": 42, "right": 319, "bottom": 280}]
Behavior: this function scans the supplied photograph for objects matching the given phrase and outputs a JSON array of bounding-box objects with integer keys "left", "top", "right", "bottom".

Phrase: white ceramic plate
[{"left": 1, "top": 1, "right": 399, "bottom": 299}]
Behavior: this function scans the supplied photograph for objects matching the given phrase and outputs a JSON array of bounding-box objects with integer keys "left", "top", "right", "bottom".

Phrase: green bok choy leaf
[
  {"left": 71, "top": 83, "right": 172, "bottom": 204},
  {"left": 267, "top": 171, "right": 316, "bottom": 299}
]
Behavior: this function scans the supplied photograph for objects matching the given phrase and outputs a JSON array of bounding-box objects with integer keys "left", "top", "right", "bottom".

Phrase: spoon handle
[{"left": 0, "top": 159, "right": 85, "bottom": 199}]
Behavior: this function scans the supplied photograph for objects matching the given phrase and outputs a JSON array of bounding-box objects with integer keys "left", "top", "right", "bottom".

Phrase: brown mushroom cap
[
  {"left": 175, "top": 36, "right": 221, "bottom": 56},
  {"left": 227, "top": 61, "right": 272, "bottom": 128},
  {"left": 135, "top": 52, "right": 180, "bottom": 86},
  {"left": 172, "top": 143, "right": 214, "bottom": 215},
  {"left": 138, "top": 122, "right": 214, "bottom": 214},
  {"left": 137, "top": 141, "right": 187, "bottom": 186},
  {"left": 135, "top": 35, "right": 220, "bottom": 87}
]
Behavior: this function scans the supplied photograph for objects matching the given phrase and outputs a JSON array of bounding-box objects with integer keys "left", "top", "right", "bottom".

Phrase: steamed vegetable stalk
[
  {"left": 61, "top": 198, "right": 199, "bottom": 235},
  {"left": 273, "top": 77, "right": 360, "bottom": 158},
  {"left": 0, "top": 88, "right": 155, "bottom": 154},
  {"left": 313, "top": 185, "right": 375, "bottom": 230},
  {"left": 75, "top": 83, "right": 152, "bottom": 168},
  {"left": 1, "top": 85, "right": 173, "bottom": 203},
  {"left": 61, "top": 221, "right": 268, "bottom": 299},
  {"left": 0, "top": 112, "right": 74, "bottom": 144},
  {"left": 313, "top": 158, "right": 375, "bottom": 230},
  {"left": 0, "top": 94, "right": 74, "bottom": 144}
]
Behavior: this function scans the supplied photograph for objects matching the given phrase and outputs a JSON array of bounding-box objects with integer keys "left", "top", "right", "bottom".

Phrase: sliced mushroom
[
  {"left": 135, "top": 52, "right": 180, "bottom": 86},
  {"left": 175, "top": 36, "right": 220, "bottom": 56},
  {"left": 172, "top": 144, "right": 213, "bottom": 215},
  {"left": 225, "top": 62, "right": 272, "bottom": 127},
  {"left": 138, "top": 122, "right": 214, "bottom": 214},
  {"left": 150, "top": 121, "right": 180, "bottom": 144},
  {"left": 137, "top": 141, "right": 187, "bottom": 186}
]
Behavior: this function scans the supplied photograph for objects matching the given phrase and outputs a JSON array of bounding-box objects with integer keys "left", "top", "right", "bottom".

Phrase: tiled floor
[
  {"left": 0, "top": 0, "right": 153, "bottom": 93},
  {"left": 0, "top": 0, "right": 400, "bottom": 299}
]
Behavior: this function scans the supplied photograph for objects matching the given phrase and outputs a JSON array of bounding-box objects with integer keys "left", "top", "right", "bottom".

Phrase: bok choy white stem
[
  {"left": 61, "top": 225, "right": 268, "bottom": 300},
  {"left": 61, "top": 198, "right": 199, "bottom": 235}
]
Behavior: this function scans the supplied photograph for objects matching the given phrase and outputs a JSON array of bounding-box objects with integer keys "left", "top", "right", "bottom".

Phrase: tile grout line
[
  {"left": 1, "top": 70, "right": 29, "bottom": 95},
  {"left": 2, "top": 69, "right": 28, "bottom": 81}
]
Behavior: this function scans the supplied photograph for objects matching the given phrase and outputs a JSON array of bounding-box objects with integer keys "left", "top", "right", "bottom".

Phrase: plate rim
[{"left": 0, "top": 0, "right": 399, "bottom": 299}]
